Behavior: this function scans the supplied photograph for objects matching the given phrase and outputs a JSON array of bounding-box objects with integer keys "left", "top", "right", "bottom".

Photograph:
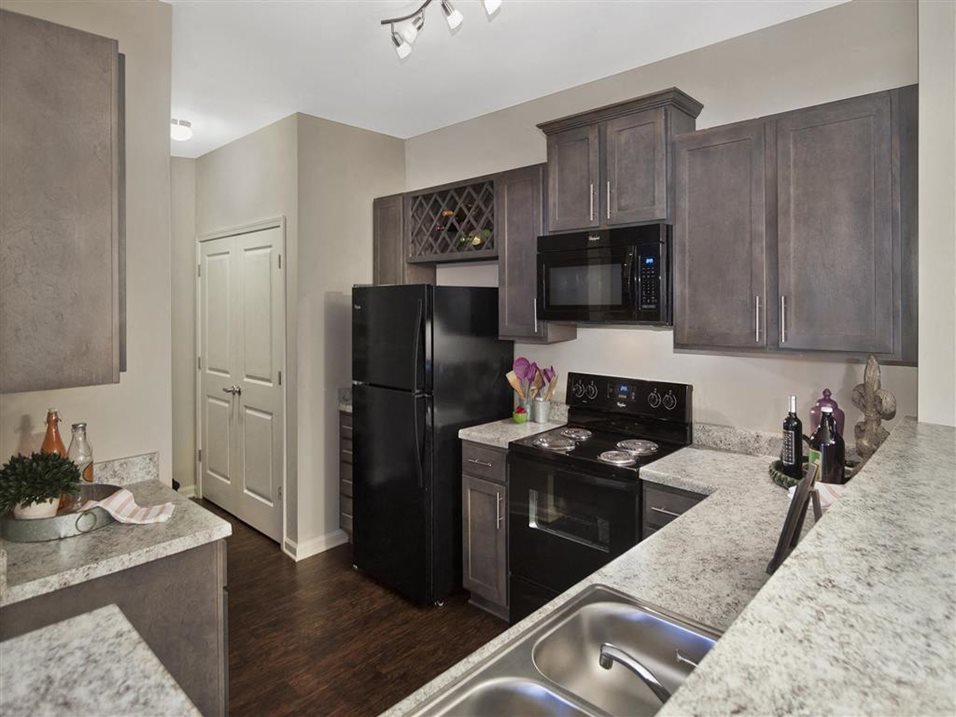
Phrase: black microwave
[{"left": 536, "top": 224, "right": 672, "bottom": 325}]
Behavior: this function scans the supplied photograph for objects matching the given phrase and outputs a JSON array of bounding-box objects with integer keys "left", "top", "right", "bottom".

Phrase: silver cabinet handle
[
  {"left": 589, "top": 183, "right": 594, "bottom": 222},
  {"left": 496, "top": 491, "right": 503, "bottom": 530},
  {"left": 780, "top": 295, "right": 787, "bottom": 343},
  {"left": 650, "top": 506, "right": 682, "bottom": 519},
  {"left": 533, "top": 298, "right": 539, "bottom": 334},
  {"left": 754, "top": 295, "right": 761, "bottom": 343},
  {"left": 467, "top": 457, "right": 493, "bottom": 468},
  {"left": 222, "top": 385, "right": 242, "bottom": 396},
  {"left": 606, "top": 180, "right": 611, "bottom": 220}
]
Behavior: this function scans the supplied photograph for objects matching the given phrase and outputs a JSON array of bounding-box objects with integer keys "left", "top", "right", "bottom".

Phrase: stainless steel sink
[{"left": 410, "top": 585, "right": 721, "bottom": 717}]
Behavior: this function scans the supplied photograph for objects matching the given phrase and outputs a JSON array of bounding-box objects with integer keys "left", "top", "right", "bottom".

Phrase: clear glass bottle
[{"left": 68, "top": 423, "right": 94, "bottom": 483}]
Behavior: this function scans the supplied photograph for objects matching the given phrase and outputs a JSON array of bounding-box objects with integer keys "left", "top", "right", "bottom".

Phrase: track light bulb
[
  {"left": 401, "top": 13, "right": 425, "bottom": 44},
  {"left": 482, "top": 0, "right": 502, "bottom": 16},
  {"left": 391, "top": 28, "right": 412, "bottom": 59},
  {"left": 441, "top": 0, "right": 463, "bottom": 30}
]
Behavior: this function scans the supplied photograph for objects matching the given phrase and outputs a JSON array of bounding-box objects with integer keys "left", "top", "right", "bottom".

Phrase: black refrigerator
[{"left": 352, "top": 284, "right": 513, "bottom": 605}]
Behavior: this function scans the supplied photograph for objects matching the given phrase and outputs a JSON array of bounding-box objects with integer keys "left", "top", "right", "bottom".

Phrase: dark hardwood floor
[{"left": 197, "top": 500, "right": 506, "bottom": 717}]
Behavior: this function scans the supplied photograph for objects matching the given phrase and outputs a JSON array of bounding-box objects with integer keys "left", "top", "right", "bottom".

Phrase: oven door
[
  {"left": 508, "top": 453, "right": 640, "bottom": 598},
  {"left": 537, "top": 245, "right": 637, "bottom": 322}
]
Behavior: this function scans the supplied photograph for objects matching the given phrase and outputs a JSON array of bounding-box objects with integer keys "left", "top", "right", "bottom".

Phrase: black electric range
[{"left": 507, "top": 372, "right": 693, "bottom": 623}]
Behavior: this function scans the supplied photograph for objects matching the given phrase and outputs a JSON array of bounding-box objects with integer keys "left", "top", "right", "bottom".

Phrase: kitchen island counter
[
  {"left": 388, "top": 417, "right": 955, "bottom": 716},
  {"left": 0, "top": 604, "right": 200, "bottom": 716}
]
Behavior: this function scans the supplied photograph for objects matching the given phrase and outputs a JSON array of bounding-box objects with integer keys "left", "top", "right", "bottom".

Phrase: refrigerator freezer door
[
  {"left": 352, "top": 383, "right": 432, "bottom": 603},
  {"left": 353, "top": 285, "right": 430, "bottom": 393}
]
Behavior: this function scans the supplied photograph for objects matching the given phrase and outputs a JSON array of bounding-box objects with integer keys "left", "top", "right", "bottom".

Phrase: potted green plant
[{"left": 0, "top": 453, "right": 81, "bottom": 519}]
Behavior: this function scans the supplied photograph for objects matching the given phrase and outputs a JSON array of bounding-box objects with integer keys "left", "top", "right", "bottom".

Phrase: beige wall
[
  {"left": 0, "top": 0, "right": 174, "bottom": 481},
  {"left": 407, "top": 0, "right": 920, "bottom": 433},
  {"left": 917, "top": 0, "right": 956, "bottom": 427},
  {"left": 296, "top": 114, "right": 405, "bottom": 546},
  {"left": 170, "top": 157, "right": 196, "bottom": 489},
  {"left": 195, "top": 114, "right": 300, "bottom": 539}
]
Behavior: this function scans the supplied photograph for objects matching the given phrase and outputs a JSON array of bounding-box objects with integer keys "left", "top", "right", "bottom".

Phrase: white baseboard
[
  {"left": 283, "top": 529, "right": 349, "bottom": 561},
  {"left": 178, "top": 484, "right": 197, "bottom": 499}
]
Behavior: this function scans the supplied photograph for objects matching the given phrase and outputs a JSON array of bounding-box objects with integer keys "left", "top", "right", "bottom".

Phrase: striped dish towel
[{"left": 80, "top": 488, "right": 175, "bottom": 524}]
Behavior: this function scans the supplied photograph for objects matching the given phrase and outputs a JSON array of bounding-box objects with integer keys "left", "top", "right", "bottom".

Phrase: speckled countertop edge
[
  {"left": 0, "top": 604, "right": 200, "bottom": 716},
  {"left": 0, "top": 480, "right": 231, "bottom": 607}
]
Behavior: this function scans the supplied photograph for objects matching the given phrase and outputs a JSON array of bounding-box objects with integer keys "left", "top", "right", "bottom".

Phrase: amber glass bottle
[{"left": 41, "top": 409, "right": 70, "bottom": 511}]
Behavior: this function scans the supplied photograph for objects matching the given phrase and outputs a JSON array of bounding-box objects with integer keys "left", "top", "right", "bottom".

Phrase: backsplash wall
[{"left": 425, "top": 1, "right": 919, "bottom": 434}]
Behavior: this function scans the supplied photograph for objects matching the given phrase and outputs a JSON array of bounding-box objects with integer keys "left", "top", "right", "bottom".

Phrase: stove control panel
[{"left": 567, "top": 372, "right": 692, "bottom": 422}]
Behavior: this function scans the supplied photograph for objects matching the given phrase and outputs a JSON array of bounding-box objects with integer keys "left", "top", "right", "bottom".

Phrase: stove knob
[
  {"left": 662, "top": 390, "right": 677, "bottom": 411},
  {"left": 647, "top": 389, "right": 661, "bottom": 408},
  {"left": 571, "top": 379, "right": 586, "bottom": 398},
  {"left": 586, "top": 381, "right": 598, "bottom": 400}
]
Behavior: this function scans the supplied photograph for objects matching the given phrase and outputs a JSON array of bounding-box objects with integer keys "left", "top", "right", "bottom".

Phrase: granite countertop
[
  {"left": 388, "top": 417, "right": 956, "bottom": 716},
  {"left": 0, "top": 604, "right": 200, "bottom": 716},
  {"left": 386, "top": 443, "right": 789, "bottom": 715},
  {"left": 458, "top": 417, "right": 564, "bottom": 449},
  {"left": 660, "top": 417, "right": 956, "bottom": 716},
  {"left": 0, "top": 480, "right": 231, "bottom": 607}
]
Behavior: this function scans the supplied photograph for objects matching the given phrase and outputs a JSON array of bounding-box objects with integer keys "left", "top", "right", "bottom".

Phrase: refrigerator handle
[
  {"left": 413, "top": 395, "right": 424, "bottom": 489},
  {"left": 412, "top": 298, "right": 423, "bottom": 393}
]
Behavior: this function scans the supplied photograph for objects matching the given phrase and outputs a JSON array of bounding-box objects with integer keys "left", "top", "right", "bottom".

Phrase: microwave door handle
[{"left": 623, "top": 248, "right": 636, "bottom": 310}]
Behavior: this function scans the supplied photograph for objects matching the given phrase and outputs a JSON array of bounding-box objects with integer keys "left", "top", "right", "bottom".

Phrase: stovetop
[{"left": 509, "top": 423, "right": 685, "bottom": 477}]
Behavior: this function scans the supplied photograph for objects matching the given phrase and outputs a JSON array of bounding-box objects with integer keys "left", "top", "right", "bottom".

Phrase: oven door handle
[{"left": 515, "top": 469, "right": 639, "bottom": 493}]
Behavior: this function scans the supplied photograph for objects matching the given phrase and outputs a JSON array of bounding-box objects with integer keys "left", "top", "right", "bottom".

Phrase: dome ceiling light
[
  {"left": 381, "top": 0, "right": 501, "bottom": 59},
  {"left": 170, "top": 118, "right": 193, "bottom": 141}
]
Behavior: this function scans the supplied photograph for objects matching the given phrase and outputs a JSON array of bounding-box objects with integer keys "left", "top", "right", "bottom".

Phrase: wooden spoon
[{"left": 506, "top": 370, "right": 526, "bottom": 401}]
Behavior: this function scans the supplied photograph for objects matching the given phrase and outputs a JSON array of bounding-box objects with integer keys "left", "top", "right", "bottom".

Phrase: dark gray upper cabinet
[
  {"left": 545, "top": 125, "right": 601, "bottom": 232},
  {"left": 496, "top": 165, "right": 576, "bottom": 344},
  {"left": 674, "top": 121, "right": 770, "bottom": 350},
  {"left": 776, "top": 92, "right": 896, "bottom": 354},
  {"left": 539, "top": 88, "right": 703, "bottom": 233},
  {"left": 372, "top": 194, "right": 434, "bottom": 286},
  {"left": 0, "top": 10, "right": 125, "bottom": 393},
  {"left": 605, "top": 109, "right": 667, "bottom": 225},
  {"left": 673, "top": 85, "right": 917, "bottom": 361}
]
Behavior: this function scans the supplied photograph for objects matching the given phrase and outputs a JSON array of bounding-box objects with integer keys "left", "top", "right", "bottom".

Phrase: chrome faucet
[{"left": 598, "top": 642, "right": 671, "bottom": 703}]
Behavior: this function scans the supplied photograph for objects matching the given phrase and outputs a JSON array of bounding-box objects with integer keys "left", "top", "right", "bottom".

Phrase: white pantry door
[{"left": 199, "top": 227, "right": 284, "bottom": 542}]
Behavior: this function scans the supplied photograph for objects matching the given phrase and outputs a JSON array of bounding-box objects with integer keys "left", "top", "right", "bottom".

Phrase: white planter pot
[{"left": 13, "top": 498, "right": 59, "bottom": 519}]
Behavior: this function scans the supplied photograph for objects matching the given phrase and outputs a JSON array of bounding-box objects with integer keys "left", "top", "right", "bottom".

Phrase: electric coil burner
[
  {"left": 507, "top": 372, "right": 694, "bottom": 624},
  {"left": 561, "top": 427, "right": 593, "bottom": 442}
]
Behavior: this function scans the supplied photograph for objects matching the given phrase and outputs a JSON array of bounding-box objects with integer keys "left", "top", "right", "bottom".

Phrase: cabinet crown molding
[{"left": 537, "top": 87, "right": 703, "bottom": 135}]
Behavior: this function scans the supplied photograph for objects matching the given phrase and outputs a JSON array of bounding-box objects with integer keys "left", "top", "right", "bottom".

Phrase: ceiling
[{"left": 168, "top": 0, "right": 846, "bottom": 158}]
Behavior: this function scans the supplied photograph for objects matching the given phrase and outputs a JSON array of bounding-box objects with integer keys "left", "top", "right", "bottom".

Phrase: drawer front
[
  {"left": 340, "top": 412, "right": 352, "bottom": 429},
  {"left": 341, "top": 513, "right": 352, "bottom": 536},
  {"left": 340, "top": 422, "right": 353, "bottom": 440},
  {"left": 341, "top": 478, "right": 353, "bottom": 498},
  {"left": 461, "top": 441, "right": 507, "bottom": 483},
  {"left": 341, "top": 495, "right": 353, "bottom": 516},
  {"left": 643, "top": 484, "right": 704, "bottom": 530},
  {"left": 642, "top": 526, "right": 657, "bottom": 540},
  {"left": 341, "top": 437, "right": 353, "bottom": 464},
  {"left": 340, "top": 460, "right": 352, "bottom": 485}
]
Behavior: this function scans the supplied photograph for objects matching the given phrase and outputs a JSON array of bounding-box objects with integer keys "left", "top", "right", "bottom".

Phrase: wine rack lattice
[{"left": 407, "top": 180, "right": 496, "bottom": 262}]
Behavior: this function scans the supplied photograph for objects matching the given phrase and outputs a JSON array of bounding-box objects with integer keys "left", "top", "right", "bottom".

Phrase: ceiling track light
[{"left": 380, "top": 0, "right": 500, "bottom": 59}]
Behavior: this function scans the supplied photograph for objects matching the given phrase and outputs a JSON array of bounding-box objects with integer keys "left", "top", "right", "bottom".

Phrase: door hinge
[
  {"left": 197, "top": 449, "right": 202, "bottom": 463},
  {"left": 278, "top": 370, "right": 282, "bottom": 386},
  {"left": 278, "top": 254, "right": 282, "bottom": 269},
  {"left": 197, "top": 264, "right": 201, "bottom": 277},
  {"left": 197, "top": 356, "right": 202, "bottom": 370}
]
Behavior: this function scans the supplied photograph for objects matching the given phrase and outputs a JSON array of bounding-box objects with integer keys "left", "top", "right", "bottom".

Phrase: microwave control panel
[{"left": 638, "top": 253, "right": 660, "bottom": 311}]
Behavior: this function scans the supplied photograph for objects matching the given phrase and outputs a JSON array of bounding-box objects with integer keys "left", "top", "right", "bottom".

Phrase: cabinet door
[
  {"left": 0, "top": 10, "right": 123, "bottom": 392},
  {"left": 373, "top": 195, "right": 404, "bottom": 285},
  {"left": 605, "top": 109, "right": 667, "bottom": 224},
  {"left": 497, "top": 165, "right": 576, "bottom": 343},
  {"left": 674, "top": 121, "right": 769, "bottom": 349},
  {"left": 776, "top": 93, "right": 895, "bottom": 353},
  {"left": 462, "top": 474, "right": 507, "bottom": 608},
  {"left": 547, "top": 125, "right": 600, "bottom": 232}
]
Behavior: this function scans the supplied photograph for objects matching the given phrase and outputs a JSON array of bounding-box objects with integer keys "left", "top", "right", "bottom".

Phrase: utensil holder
[{"left": 532, "top": 397, "right": 551, "bottom": 423}]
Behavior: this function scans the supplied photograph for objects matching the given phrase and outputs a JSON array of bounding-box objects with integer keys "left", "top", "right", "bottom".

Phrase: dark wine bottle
[
  {"left": 781, "top": 395, "right": 804, "bottom": 480},
  {"left": 810, "top": 406, "right": 845, "bottom": 484}
]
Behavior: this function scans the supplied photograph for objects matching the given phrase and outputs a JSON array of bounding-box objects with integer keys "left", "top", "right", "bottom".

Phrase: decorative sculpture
[{"left": 851, "top": 355, "right": 897, "bottom": 465}]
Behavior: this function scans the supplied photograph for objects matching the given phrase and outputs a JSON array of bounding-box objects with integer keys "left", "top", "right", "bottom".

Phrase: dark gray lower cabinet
[
  {"left": 461, "top": 442, "right": 508, "bottom": 620},
  {"left": 0, "top": 541, "right": 228, "bottom": 716},
  {"left": 674, "top": 120, "right": 770, "bottom": 350},
  {"left": 496, "top": 165, "right": 576, "bottom": 344},
  {"left": 642, "top": 483, "right": 704, "bottom": 539},
  {"left": 340, "top": 410, "right": 353, "bottom": 540},
  {"left": 673, "top": 85, "right": 917, "bottom": 362}
]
